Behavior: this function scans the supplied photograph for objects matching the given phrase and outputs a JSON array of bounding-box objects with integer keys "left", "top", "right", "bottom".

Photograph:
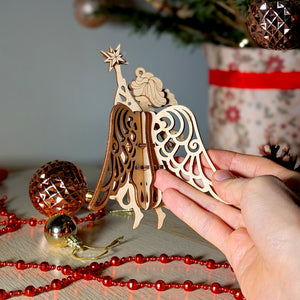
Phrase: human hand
[{"left": 155, "top": 150, "right": 300, "bottom": 300}]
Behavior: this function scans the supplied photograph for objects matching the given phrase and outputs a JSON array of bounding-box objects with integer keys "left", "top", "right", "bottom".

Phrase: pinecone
[
  {"left": 259, "top": 140, "right": 300, "bottom": 171},
  {"left": 247, "top": 0, "right": 300, "bottom": 49}
]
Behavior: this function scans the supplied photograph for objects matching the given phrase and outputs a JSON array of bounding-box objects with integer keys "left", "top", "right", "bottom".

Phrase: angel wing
[
  {"left": 88, "top": 104, "right": 139, "bottom": 210},
  {"left": 151, "top": 105, "right": 222, "bottom": 202}
]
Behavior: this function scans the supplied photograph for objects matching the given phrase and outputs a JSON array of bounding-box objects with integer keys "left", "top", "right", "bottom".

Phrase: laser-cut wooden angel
[{"left": 88, "top": 45, "right": 222, "bottom": 229}]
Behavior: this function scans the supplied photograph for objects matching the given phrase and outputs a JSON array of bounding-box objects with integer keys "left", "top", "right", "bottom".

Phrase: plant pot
[{"left": 203, "top": 43, "right": 300, "bottom": 157}]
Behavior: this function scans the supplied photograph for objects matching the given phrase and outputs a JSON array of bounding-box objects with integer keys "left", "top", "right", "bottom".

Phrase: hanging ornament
[
  {"left": 74, "top": 0, "right": 107, "bottom": 28},
  {"left": 44, "top": 214, "right": 123, "bottom": 260},
  {"left": 29, "top": 160, "right": 88, "bottom": 217},
  {"left": 247, "top": 0, "right": 300, "bottom": 49}
]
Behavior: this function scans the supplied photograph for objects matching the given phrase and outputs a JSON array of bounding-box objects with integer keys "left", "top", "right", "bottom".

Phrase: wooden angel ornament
[{"left": 88, "top": 45, "right": 221, "bottom": 229}]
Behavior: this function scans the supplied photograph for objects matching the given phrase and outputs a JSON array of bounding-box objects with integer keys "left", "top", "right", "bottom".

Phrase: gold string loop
[{"left": 71, "top": 236, "right": 124, "bottom": 260}]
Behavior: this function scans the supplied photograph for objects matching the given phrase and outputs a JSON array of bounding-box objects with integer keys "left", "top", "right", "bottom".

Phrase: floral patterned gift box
[{"left": 203, "top": 44, "right": 300, "bottom": 156}]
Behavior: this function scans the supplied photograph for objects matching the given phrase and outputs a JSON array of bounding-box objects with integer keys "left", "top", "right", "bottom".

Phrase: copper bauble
[
  {"left": 74, "top": 0, "right": 107, "bottom": 28},
  {"left": 29, "top": 160, "right": 88, "bottom": 217},
  {"left": 247, "top": 0, "right": 300, "bottom": 49}
]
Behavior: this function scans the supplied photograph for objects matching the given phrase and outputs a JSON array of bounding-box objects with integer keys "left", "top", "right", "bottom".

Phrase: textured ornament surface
[
  {"left": 247, "top": 0, "right": 300, "bottom": 49},
  {"left": 29, "top": 160, "right": 88, "bottom": 217}
]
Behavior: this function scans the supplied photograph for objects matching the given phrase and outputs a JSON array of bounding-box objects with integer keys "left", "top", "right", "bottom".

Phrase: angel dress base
[{"left": 88, "top": 45, "right": 223, "bottom": 229}]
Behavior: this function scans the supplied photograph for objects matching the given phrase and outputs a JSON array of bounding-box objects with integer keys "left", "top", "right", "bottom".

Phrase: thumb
[{"left": 212, "top": 170, "right": 249, "bottom": 207}]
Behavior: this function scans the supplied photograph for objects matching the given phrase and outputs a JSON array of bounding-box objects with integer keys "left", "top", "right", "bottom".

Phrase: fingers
[
  {"left": 202, "top": 150, "right": 300, "bottom": 191},
  {"left": 212, "top": 170, "right": 248, "bottom": 207},
  {"left": 155, "top": 169, "right": 244, "bottom": 230},
  {"left": 161, "top": 187, "right": 233, "bottom": 254}
]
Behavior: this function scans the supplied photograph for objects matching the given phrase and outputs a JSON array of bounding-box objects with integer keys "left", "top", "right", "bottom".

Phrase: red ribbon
[{"left": 209, "top": 69, "right": 300, "bottom": 90}]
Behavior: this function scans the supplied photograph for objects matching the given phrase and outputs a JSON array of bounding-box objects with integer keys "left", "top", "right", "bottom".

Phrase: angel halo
[{"left": 88, "top": 44, "right": 222, "bottom": 229}]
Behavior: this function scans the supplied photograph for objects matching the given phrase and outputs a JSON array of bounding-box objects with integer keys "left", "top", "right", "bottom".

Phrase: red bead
[
  {"left": 234, "top": 289, "right": 244, "bottom": 300},
  {"left": 134, "top": 254, "right": 144, "bottom": 264},
  {"left": 83, "top": 271, "right": 93, "bottom": 281},
  {"left": 6, "top": 225, "right": 14, "bottom": 233},
  {"left": 0, "top": 289, "right": 7, "bottom": 300},
  {"left": 110, "top": 256, "right": 120, "bottom": 266},
  {"left": 62, "top": 265, "right": 72, "bottom": 275},
  {"left": 16, "top": 260, "right": 26, "bottom": 270},
  {"left": 183, "top": 280, "right": 194, "bottom": 292},
  {"left": 25, "top": 285, "right": 36, "bottom": 297},
  {"left": 51, "top": 279, "right": 63, "bottom": 290},
  {"left": 159, "top": 254, "right": 169, "bottom": 263},
  {"left": 184, "top": 255, "right": 194, "bottom": 265},
  {"left": 206, "top": 259, "right": 216, "bottom": 269},
  {"left": 39, "top": 261, "right": 50, "bottom": 272},
  {"left": 146, "top": 283, "right": 153, "bottom": 288},
  {"left": 210, "top": 282, "right": 221, "bottom": 294},
  {"left": 16, "top": 290, "right": 23, "bottom": 296},
  {"left": 73, "top": 270, "right": 83, "bottom": 280},
  {"left": 88, "top": 213, "right": 96, "bottom": 221},
  {"left": 102, "top": 276, "right": 113, "bottom": 287},
  {"left": 89, "top": 262, "right": 100, "bottom": 271},
  {"left": 29, "top": 218, "right": 37, "bottom": 226},
  {"left": 44, "top": 285, "right": 51, "bottom": 292},
  {"left": 155, "top": 280, "right": 166, "bottom": 291},
  {"left": 127, "top": 279, "right": 139, "bottom": 290}
]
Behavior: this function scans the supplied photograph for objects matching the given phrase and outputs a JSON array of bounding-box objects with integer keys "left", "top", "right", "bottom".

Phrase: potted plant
[{"left": 74, "top": 0, "right": 300, "bottom": 156}]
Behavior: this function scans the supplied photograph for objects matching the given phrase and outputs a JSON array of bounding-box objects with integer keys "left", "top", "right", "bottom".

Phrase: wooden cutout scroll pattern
[{"left": 88, "top": 45, "right": 223, "bottom": 229}]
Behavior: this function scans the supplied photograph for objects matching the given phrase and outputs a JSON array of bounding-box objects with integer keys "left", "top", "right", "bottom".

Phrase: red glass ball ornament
[
  {"left": 74, "top": 0, "right": 107, "bottom": 28},
  {"left": 29, "top": 160, "right": 88, "bottom": 217}
]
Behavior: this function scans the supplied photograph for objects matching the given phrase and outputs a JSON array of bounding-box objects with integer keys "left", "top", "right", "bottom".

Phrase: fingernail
[{"left": 213, "top": 170, "right": 234, "bottom": 182}]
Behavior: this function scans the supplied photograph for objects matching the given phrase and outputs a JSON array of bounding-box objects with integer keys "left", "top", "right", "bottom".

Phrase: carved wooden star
[{"left": 100, "top": 44, "right": 127, "bottom": 72}]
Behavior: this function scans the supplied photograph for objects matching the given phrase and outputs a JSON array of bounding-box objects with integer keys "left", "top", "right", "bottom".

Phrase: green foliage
[{"left": 97, "top": 0, "right": 255, "bottom": 47}]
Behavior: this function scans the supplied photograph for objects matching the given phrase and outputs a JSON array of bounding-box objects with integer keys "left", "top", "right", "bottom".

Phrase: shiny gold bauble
[
  {"left": 74, "top": 0, "right": 107, "bottom": 28},
  {"left": 29, "top": 160, "right": 88, "bottom": 217},
  {"left": 44, "top": 214, "right": 77, "bottom": 248}
]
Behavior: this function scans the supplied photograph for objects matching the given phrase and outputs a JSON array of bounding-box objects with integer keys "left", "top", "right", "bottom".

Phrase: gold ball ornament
[
  {"left": 44, "top": 214, "right": 78, "bottom": 248},
  {"left": 247, "top": 0, "right": 300, "bottom": 49},
  {"left": 74, "top": 0, "right": 107, "bottom": 28},
  {"left": 29, "top": 160, "right": 88, "bottom": 217}
]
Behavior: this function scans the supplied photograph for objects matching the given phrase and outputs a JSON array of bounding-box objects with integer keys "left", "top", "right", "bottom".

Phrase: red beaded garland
[
  {"left": 0, "top": 255, "right": 245, "bottom": 299},
  {"left": 0, "top": 195, "right": 245, "bottom": 299},
  {"left": 0, "top": 195, "right": 106, "bottom": 236}
]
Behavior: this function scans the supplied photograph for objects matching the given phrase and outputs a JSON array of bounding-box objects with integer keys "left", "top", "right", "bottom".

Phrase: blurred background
[{"left": 0, "top": 0, "right": 209, "bottom": 170}]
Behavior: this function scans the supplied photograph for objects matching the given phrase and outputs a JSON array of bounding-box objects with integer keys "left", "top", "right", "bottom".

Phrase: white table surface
[{"left": 0, "top": 164, "right": 240, "bottom": 299}]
